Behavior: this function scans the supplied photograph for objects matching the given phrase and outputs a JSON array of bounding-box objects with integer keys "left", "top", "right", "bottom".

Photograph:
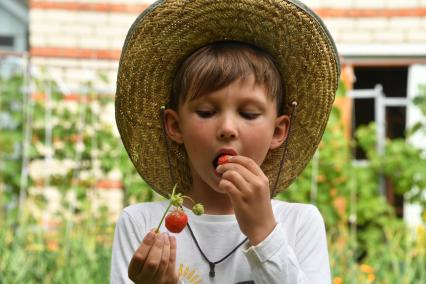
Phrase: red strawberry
[
  {"left": 165, "top": 209, "right": 188, "bottom": 233},
  {"left": 218, "top": 155, "right": 230, "bottom": 165}
]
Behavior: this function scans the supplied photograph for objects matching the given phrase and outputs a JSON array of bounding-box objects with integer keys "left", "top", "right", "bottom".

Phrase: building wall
[
  {"left": 30, "top": 0, "right": 151, "bottom": 93},
  {"left": 29, "top": 0, "right": 426, "bottom": 92},
  {"left": 305, "top": 0, "right": 426, "bottom": 65},
  {"left": 0, "top": 7, "right": 27, "bottom": 52}
]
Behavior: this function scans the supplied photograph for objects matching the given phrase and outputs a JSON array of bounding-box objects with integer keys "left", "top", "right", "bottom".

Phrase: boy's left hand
[{"left": 216, "top": 155, "right": 276, "bottom": 246}]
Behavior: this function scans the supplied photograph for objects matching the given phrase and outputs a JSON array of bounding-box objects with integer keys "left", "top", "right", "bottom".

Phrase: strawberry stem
[
  {"left": 155, "top": 184, "right": 178, "bottom": 233},
  {"left": 182, "top": 195, "right": 196, "bottom": 205}
]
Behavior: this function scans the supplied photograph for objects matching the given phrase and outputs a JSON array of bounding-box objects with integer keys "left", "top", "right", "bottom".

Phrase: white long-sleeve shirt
[{"left": 110, "top": 199, "right": 331, "bottom": 284}]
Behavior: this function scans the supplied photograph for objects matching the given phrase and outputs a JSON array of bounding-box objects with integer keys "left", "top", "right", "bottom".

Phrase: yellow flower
[
  {"left": 416, "top": 225, "right": 425, "bottom": 240},
  {"left": 333, "top": 276, "right": 343, "bottom": 284},
  {"left": 360, "top": 264, "right": 374, "bottom": 274},
  {"left": 367, "top": 273, "right": 376, "bottom": 282}
]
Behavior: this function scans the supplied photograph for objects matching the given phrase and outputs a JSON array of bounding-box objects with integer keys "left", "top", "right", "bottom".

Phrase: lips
[{"left": 212, "top": 148, "right": 237, "bottom": 168}]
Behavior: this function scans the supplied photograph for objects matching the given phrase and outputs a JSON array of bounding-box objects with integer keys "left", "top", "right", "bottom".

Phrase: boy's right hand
[{"left": 128, "top": 230, "right": 179, "bottom": 284}]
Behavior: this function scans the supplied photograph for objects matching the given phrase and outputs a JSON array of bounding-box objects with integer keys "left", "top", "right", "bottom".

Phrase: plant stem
[
  {"left": 155, "top": 184, "right": 177, "bottom": 233},
  {"left": 183, "top": 195, "right": 196, "bottom": 205},
  {"left": 156, "top": 202, "right": 172, "bottom": 233}
]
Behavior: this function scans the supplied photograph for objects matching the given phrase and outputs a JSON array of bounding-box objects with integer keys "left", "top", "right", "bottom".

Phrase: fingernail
[{"left": 216, "top": 165, "right": 223, "bottom": 172}]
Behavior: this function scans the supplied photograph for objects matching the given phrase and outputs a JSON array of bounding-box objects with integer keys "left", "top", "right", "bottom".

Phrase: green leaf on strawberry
[{"left": 156, "top": 184, "right": 204, "bottom": 233}]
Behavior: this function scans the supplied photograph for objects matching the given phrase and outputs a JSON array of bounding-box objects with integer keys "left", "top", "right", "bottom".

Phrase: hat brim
[{"left": 116, "top": 0, "right": 340, "bottom": 197}]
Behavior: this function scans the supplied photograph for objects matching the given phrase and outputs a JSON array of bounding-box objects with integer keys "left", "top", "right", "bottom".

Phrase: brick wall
[
  {"left": 29, "top": 0, "right": 152, "bottom": 92},
  {"left": 304, "top": 0, "right": 426, "bottom": 65},
  {"left": 29, "top": 0, "right": 426, "bottom": 91}
]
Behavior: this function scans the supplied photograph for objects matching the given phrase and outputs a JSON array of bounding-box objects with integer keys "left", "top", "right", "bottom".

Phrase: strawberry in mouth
[{"left": 213, "top": 150, "right": 237, "bottom": 170}]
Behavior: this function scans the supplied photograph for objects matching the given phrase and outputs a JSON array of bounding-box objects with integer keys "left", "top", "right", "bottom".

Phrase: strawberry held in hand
[
  {"left": 156, "top": 184, "right": 204, "bottom": 234},
  {"left": 165, "top": 209, "right": 188, "bottom": 233}
]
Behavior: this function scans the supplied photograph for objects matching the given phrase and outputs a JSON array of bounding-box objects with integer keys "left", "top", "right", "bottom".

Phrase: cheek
[
  {"left": 183, "top": 121, "right": 211, "bottom": 142},
  {"left": 181, "top": 123, "right": 213, "bottom": 157},
  {"left": 242, "top": 126, "right": 274, "bottom": 164}
]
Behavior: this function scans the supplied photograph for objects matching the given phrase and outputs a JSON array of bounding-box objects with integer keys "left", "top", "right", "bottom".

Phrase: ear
[
  {"left": 163, "top": 108, "right": 184, "bottom": 144},
  {"left": 270, "top": 114, "right": 290, "bottom": 150}
]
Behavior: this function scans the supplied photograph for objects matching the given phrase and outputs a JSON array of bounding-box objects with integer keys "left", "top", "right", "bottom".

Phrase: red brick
[
  {"left": 30, "top": 0, "right": 148, "bottom": 14},
  {"left": 316, "top": 8, "right": 426, "bottom": 18},
  {"left": 30, "top": 1, "right": 426, "bottom": 18},
  {"left": 96, "top": 180, "right": 123, "bottom": 189},
  {"left": 30, "top": 47, "right": 121, "bottom": 60}
]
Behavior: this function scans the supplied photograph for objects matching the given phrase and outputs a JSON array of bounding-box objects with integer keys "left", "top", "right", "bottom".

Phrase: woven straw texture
[{"left": 116, "top": 0, "right": 340, "bottom": 197}]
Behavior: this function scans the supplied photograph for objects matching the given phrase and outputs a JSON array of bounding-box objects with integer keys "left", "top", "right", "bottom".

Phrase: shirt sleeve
[
  {"left": 243, "top": 205, "right": 331, "bottom": 284},
  {"left": 110, "top": 210, "right": 145, "bottom": 284}
]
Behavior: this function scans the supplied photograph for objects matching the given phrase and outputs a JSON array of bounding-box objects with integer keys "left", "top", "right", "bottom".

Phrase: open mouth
[{"left": 212, "top": 150, "right": 237, "bottom": 168}]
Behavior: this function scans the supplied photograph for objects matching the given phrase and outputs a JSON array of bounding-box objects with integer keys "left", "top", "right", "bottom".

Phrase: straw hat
[{"left": 115, "top": 0, "right": 340, "bottom": 197}]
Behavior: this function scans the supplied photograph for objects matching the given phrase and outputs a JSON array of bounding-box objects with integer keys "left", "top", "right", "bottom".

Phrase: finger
[
  {"left": 226, "top": 155, "right": 264, "bottom": 176},
  {"left": 167, "top": 235, "right": 179, "bottom": 281},
  {"left": 156, "top": 233, "right": 171, "bottom": 276},
  {"left": 220, "top": 168, "right": 250, "bottom": 193},
  {"left": 128, "top": 230, "right": 157, "bottom": 280},
  {"left": 219, "top": 164, "right": 270, "bottom": 200},
  {"left": 217, "top": 162, "right": 255, "bottom": 184},
  {"left": 139, "top": 233, "right": 166, "bottom": 280},
  {"left": 219, "top": 178, "right": 243, "bottom": 200}
]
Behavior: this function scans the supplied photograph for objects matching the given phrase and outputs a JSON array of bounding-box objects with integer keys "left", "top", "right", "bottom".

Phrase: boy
[{"left": 112, "top": 0, "right": 340, "bottom": 283}]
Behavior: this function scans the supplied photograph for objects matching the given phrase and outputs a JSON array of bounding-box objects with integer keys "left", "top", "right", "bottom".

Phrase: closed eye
[
  {"left": 240, "top": 112, "right": 261, "bottom": 120},
  {"left": 196, "top": 110, "right": 215, "bottom": 118}
]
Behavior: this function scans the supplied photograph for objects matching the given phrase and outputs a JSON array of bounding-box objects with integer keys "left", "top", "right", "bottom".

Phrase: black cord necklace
[{"left": 186, "top": 223, "right": 248, "bottom": 278}]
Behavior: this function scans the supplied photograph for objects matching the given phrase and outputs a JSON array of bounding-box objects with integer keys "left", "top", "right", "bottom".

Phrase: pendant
[{"left": 209, "top": 263, "right": 215, "bottom": 278}]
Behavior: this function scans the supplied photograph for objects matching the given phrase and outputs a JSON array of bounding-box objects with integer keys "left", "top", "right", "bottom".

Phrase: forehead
[
  {"left": 187, "top": 73, "right": 272, "bottom": 97},
  {"left": 186, "top": 75, "right": 277, "bottom": 105}
]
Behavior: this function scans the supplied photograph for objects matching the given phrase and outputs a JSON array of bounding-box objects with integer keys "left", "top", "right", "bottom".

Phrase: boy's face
[{"left": 165, "top": 74, "right": 289, "bottom": 194}]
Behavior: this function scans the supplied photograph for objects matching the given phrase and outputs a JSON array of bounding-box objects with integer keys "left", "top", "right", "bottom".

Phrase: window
[
  {"left": 0, "top": 35, "right": 15, "bottom": 48},
  {"left": 351, "top": 66, "right": 409, "bottom": 217}
]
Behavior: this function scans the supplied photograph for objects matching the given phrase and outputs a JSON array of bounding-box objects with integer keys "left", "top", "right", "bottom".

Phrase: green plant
[
  {"left": 0, "top": 74, "right": 25, "bottom": 205},
  {"left": 0, "top": 71, "right": 154, "bottom": 283},
  {"left": 0, "top": 193, "right": 114, "bottom": 283},
  {"left": 278, "top": 81, "right": 426, "bottom": 271}
]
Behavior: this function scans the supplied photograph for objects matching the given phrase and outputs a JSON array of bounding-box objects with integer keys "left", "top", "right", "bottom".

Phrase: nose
[{"left": 217, "top": 114, "right": 238, "bottom": 140}]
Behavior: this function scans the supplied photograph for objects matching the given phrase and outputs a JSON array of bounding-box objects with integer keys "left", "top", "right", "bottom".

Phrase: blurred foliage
[
  {"left": 0, "top": 70, "right": 153, "bottom": 283},
  {"left": 279, "top": 82, "right": 426, "bottom": 282},
  {"left": 0, "top": 72, "right": 153, "bottom": 210},
  {"left": 0, "top": 197, "right": 113, "bottom": 283},
  {"left": 0, "top": 74, "right": 25, "bottom": 202},
  {"left": 1, "top": 71, "right": 425, "bottom": 283}
]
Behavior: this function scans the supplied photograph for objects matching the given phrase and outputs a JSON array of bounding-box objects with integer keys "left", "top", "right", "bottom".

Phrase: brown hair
[{"left": 170, "top": 41, "right": 285, "bottom": 114}]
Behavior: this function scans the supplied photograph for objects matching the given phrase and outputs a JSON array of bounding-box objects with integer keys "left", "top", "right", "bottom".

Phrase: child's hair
[{"left": 170, "top": 41, "right": 285, "bottom": 114}]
